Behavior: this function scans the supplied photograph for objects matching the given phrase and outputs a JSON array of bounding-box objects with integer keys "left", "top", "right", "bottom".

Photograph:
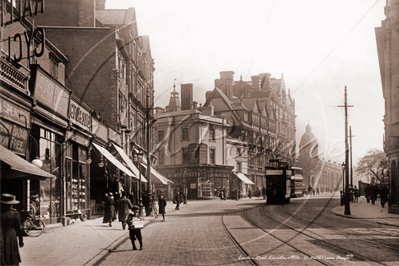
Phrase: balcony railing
[{"left": 0, "top": 57, "right": 28, "bottom": 92}]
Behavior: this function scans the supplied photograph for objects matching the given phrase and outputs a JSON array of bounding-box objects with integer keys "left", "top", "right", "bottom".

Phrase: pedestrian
[
  {"left": 370, "top": 184, "right": 378, "bottom": 205},
  {"left": 262, "top": 187, "right": 266, "bottom": 199},
  {"left": 158, "top": 190, "right": 167, "bottom": 222},
  {"left": 380, "top": 186, "right": 389, "bottom": 208},
  {"left": 354, "top": 186, "right": 360, "bottom": 203},
  {"left": 365, "top": 185, "right": 371, "bottom": 203},
  {"left": 117, "top": 192, "right": 133, "bottom": 230},
  {"left": 174, "top": 189, "right": 180, "bottom": 210},
  {"left": 219, "top": 189, "right": 224, "bottom": 200},
  {"left": 1, "top": 194, "right": 24, "bottom": 266},
  {"left": 109, "top": 192, "right": 117, "bottom": 221},
  {"left": 248, "top": 189, "right": 252, "bottom": 199},
  {"left": 126, "top": 209, "right": 143, "bottom": 250},
  {"left": 103, "top": 193, "right": 116, "bottom": 227},
  {"left": 316, "top": 187, "right": 319, "bottom": 195}
]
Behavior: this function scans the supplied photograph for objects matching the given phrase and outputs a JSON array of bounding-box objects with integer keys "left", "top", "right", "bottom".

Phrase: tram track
[
  {"left": 256, "top": 204, "right": 389, "bottom": 266},
  {"left": 277, "top": 204, "right": 399, "bottom": 254},
  {"left": 242, "top": 206, "right": 334, "bottom": 266},
  {"left": 221, "top": 213, "right": 258, "bottom": 266}
]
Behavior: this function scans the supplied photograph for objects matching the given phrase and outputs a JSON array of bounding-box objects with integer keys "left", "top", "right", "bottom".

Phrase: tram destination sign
[{"left": 265, "top": 169, "right": 283, "bottom": 175}]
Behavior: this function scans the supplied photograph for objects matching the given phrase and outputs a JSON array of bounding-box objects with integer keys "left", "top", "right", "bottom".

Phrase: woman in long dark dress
[
  {"left": 1, "top": 194, "right": 24, "bottom": 266},
  {"left": 158, "top": 190, "right": 167, "bottom": 222},
  {"left": 103, "top": 193, "right": 116, "bottom": 227}
]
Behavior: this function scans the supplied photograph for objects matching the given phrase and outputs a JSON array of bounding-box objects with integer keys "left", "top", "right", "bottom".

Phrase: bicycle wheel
[{"left": 23, "top": 218, "right": 44, "bottom": 237}]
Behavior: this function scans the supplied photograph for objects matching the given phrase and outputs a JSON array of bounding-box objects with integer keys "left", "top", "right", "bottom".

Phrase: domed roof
[{"left": 300, "top": 123, "right": 318, "bottom": 149}]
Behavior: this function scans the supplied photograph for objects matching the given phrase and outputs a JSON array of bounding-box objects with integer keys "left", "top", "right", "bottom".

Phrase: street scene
[
  {"left": 19, "top": 193, "right": 399, "bottom": 265},
  {"left": 1, "top": 0, "right": 399, "bottom": 265}
]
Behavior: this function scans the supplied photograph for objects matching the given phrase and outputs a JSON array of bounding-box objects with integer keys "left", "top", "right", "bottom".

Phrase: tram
[
  {"left": 290, "top": 167, "right": 304, "bottom": 198},
  {"left": 265, "top": 160, "right": 291, "bottom": 204}
]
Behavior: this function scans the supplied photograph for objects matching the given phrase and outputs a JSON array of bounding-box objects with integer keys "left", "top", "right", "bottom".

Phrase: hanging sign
[{"left": 70, "top": 100, "right": 91, "bottom": 132}]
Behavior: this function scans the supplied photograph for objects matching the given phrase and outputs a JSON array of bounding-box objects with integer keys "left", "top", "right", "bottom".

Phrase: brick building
[{"left": 203, "top": 71, "right": 296, "bottom": 192}]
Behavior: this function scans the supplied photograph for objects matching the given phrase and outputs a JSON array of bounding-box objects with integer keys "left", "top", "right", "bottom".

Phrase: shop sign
[
  {"left": 32, "top": 69, "right": 69, "bottom": 117},
  {"left": 108, "top": 128, "right": 121, "bottom": 146},
  {"left": 265, "top": 169, "right": 283, "bottom": 175},
  {"left": 92, "top": 119, "right": 107, "bottom": 141},
  {"left": 70, "top": 100, "right": 91, "bottom": 132},
  {"left": 0, "top": 98, "right": 31, "bottom": 128},
  {"left": 1, "top": 0, "right": 44, "bottom": 27},
  {"left": 0, "top": 120, "right": 28, "bottom": 155}
]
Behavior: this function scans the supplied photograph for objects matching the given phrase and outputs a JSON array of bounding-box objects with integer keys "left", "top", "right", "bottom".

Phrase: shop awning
[
  {"left": 112, "top": 144, "right": 147, "bottom": 182},
  {"left": 235, "top": 173, "right": 255, "bottom": 185},
  {"left": 92, "top": 143, "right": 142, "bottom": 181},
  {"left": 133, "top": 148, "right": 173, "bottom": 185},
  {"left": 0, "top": 145, "right": 56, "bottom": 180},
  {"left": 141, "top": 164, "right": 173, "bottom": 185}
]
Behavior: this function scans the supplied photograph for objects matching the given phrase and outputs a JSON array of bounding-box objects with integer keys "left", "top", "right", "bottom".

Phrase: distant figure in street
[
  {"left": 1, "top": 194, "right": 24, "bottom": 266},
  {"left": 380, "top": 186, "right": 389, "bottom": 208},
  {"left": 158, "top": 190, "right": 167, "bottom": 222},
  {"left": 365, "top": 185, "right": 371, "bottom": 203},
  {"left": 308, "top": 186, "right": 312, "bottom": 195},
  {"left": 103, "top": 193, "right": 116, "bottom": 227},
  {"left": 262, "top": 187, "right": 266, "bottom": 199},
  {"left": 174, "top": 189, "right": 180, "bottom": 210},
  {"left": 316, "top": 187, "right": 319, "bottom": 195},
  {"left": 354, "top": 186, "right": 360, "bottom": 203},
  {"left": 248, "top": 189, "right": 252, "bottom": 199},
  {"left": 117, "top": 192, "right": 133, "bottom": 230},
  {"left": 370, "top": 184, "right": 378, "bottom": 205},
  {"left": 127, "top": 210, "right": 143, "bottom": 250}
]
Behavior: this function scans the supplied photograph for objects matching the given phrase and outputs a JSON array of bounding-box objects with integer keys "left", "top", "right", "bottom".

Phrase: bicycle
[{"left": 20, "top": 210, "right": 45, "bottom": 237}]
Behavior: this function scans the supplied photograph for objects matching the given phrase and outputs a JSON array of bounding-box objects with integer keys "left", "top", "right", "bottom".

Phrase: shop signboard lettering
[
  {"left": 0, "top": 120, "right": 27, "bottom": 154},
  {"left": 1, "top": 0, "right": 44, "bottom": 27},
  {"left": 0, "top": 98, "right": 30, "bottom": 127},
  {"left": 70, "top": 100, "right": 91, "bottom": 132},
  {"left": 33, "top": 70, "right": 69, "bottom": 117}
]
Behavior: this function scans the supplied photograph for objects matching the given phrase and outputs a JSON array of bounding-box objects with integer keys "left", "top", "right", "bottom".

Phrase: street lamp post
[
  {"left": 341, "top": 162, "right": 345, "bottom": 206},
  {"left": 134, "top": 149, "right": 145, "bottom": 218}
]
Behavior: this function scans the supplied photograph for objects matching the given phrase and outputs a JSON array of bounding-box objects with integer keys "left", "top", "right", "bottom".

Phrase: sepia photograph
[{"left": 1, "top": 0, "right": 398, "bottom": 265}]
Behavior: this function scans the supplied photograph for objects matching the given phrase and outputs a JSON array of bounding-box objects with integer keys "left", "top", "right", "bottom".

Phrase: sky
[{"left": 106, "top": 0, "right": 387, "bottom": 166}]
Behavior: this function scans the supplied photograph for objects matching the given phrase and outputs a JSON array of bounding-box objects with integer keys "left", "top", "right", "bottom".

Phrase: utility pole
[
  {"left": 338, "top": 86, "right": 353, "bottom": 215},
  {"left": 349, "top": 126, "right": 355, "bottom": 188}
]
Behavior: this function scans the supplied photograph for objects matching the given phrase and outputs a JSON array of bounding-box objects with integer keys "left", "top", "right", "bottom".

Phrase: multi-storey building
[
  {"left": 1, "top": 0, "right": 159, "bottom": 225},
  {"left": 203, "top": 71, "right": 296, "bottom": 191},
  {"left": 375, "top": 0, "right": 399, "bottom": 213},
  {"left": 153, "top": 84, "right": 254, "bottom": 199}
]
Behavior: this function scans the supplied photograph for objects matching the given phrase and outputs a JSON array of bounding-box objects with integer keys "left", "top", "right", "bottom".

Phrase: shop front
[{"left": 30, "top": 64, "right": 70, "bottom": 224}]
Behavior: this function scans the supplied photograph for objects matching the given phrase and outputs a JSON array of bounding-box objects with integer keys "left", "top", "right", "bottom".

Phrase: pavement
[
  {"left": 330, "top": 195, "right": 399, "bottom": 227},
  {"left": 19, "top": 195, "right": 399, "bottom": 266},
  {"left": 20, "top": 200, "right": 188, "bottom": 266}
]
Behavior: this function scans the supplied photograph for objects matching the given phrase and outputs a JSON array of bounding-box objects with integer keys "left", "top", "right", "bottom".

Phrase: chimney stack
[
  {"left": 215, "top": 71, "right": 234, "bottom": 100},
  {"left": 181, "top": 84, "right": 193, "bottom": 110}
]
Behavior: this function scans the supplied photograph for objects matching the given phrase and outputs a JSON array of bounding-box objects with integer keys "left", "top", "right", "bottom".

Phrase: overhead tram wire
[
  {"left": 245, "top": 0, "right": 277, "bottom": 80},
  {"left": 291, "top": 0, "right": 381, "bottom": 96}
]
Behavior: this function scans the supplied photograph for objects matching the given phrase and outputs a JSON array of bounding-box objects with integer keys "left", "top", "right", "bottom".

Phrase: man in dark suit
[{"left": 117, "top": 192, "right": 133, "bottom": 230}]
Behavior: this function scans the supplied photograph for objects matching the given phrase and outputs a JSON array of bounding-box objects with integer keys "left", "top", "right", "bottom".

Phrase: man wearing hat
[{"left": 1, "top": 194, "right": 24, "bottom": 265}]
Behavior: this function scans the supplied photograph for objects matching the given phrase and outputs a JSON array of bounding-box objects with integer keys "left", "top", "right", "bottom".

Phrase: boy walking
[{"left": 127, "top": 208, "right": 143, "bottom": 250}]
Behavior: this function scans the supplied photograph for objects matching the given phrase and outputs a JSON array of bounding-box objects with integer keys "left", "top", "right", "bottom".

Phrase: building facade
[
  {"left": 1, "top": 0, "right": 160, "bottom": 225},
  {"left": 204, "top": 71, "right": 297, "bottom": 193},
  {"left": 375, "top": 0, "right": 399, "bottom": 213},
  {"left": 296, "top": 124, "right": 341, "bottom": 193}
]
